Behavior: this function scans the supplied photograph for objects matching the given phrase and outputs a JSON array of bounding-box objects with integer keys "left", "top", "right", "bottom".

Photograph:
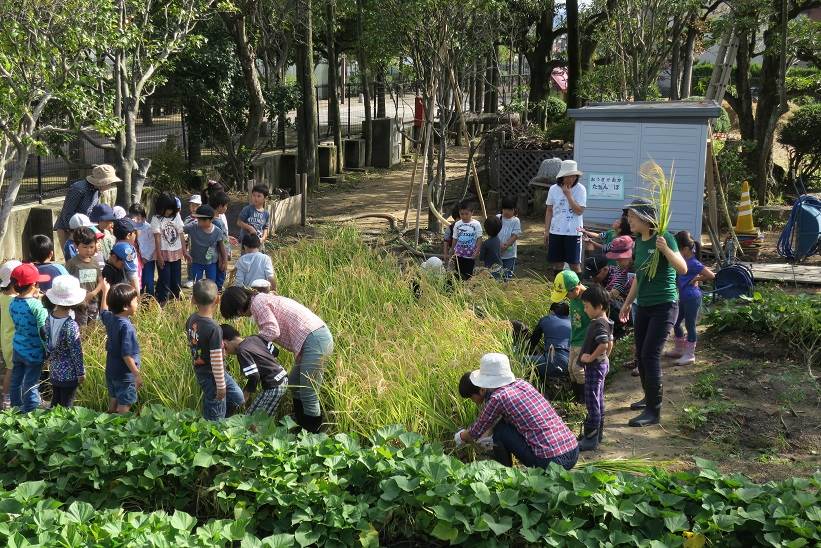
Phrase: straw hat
[
  {"left": 45, "top": 275, "right": 87, "bottom": 307},
  {"left": 86, "top": 164, "right": 121, "bottom": 188},
  {"left": 469, "top": 353, "right": 516, "bottom": 389},
  {"left": 556, "top": 160, "right": 583, "bottom": 180}
]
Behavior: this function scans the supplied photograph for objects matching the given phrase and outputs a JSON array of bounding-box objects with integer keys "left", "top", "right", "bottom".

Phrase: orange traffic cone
[{"left": 734, "top": 180, "right": 758, "bottom": 235}]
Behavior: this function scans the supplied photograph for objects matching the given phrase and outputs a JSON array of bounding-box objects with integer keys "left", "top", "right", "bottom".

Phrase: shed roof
[{"left": 568, "top": 100, "right": 722, "bottom": 120}]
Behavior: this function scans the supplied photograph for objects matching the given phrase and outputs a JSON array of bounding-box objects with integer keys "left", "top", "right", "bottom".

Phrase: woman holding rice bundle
[{"left": 618, "top": 198, "right": 687, "bottom": 427}]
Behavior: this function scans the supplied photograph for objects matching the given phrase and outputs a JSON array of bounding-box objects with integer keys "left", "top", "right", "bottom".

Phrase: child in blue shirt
[
  {"left": 184, "top": 205, "right": 227, "bottom": 287},
  {"left": 527, "top": 301, "right": 572, "bottom": 381},
  {"left": 237, "top": 185, "right": 271, "bottom": 245},
  {"left": 8, "top": 264, "right": 50, "bottom": 411},
  {"left": 234, "top": 234, "right": 276, "bottom": 289},
  {"left": 669, "top": 231, "right": 715, "bottom": 366},
  {"left": 209, "top": 192, "right": 232, "bottom": 291},
  {"left": 100, "top": 282, "right": 141, "bottom": 413}
]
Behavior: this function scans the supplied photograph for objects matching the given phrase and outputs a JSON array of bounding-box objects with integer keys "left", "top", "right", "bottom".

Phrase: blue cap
[
  {"left": 114, "top": 217, "right": 136, "bottom": 234},
  {"left": 90, "top": 203, "right": 115, "bottom": 222},
  {"left": 111, "top": 241, "right": 136, "bottom": 262}
]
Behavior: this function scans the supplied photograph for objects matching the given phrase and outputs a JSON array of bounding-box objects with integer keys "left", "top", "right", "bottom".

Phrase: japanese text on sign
[{"left": 587, "top": 173, "right": 625, "bottom": 200}]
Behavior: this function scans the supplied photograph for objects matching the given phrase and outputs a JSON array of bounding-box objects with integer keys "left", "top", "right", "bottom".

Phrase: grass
[
  {"left": 78, "top": 227, "right": 551, "bottom": 441},
  {"left": 690, "top": 372, "right": 720, "bottom": 400}
]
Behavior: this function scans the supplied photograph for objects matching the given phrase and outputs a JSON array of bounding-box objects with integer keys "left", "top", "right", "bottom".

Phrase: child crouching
[
  {"left": 577, "top": 285, "right": 614, "bottom": 451},
  {"left": 44, "top": 275, "right": 87, "bottom": 407},
  {"left": 221, "top": 324, "right": 288, "bottom": 416},
  {"left": 186, "top": 280, "right": 244, "bottom": 420}
]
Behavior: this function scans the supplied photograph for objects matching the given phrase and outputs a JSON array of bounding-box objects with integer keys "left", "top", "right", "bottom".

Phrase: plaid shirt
[
  {"left": 250, "top": 293, "right": 325, "bottom": 354},
  {"left": 468, "top": 379, "right": 578, "bottom": 458}
]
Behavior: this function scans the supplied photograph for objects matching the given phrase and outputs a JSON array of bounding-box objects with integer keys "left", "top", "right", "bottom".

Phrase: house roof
[{"left": 568, "top": 100, "right": 722, "bottom": 120}]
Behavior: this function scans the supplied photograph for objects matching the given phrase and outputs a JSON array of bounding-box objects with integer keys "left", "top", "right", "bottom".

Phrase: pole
[
  {"left": 402, "top": 149, "right": 420, "bottom": 228},
  {"left": 37, "top": 155, "right": 43, "bottom": 204},
  {"left": 301, "top": 172, "right": 308, "bottom": 226},
  {"left": 415, "top": 119, "right": 433, "bottom": 245},
  {"left": 347, "top": 87, "right": 351, "bottom": 137}
]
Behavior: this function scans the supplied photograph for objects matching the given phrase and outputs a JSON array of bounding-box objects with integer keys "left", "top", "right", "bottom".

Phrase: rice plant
[
  {"left": 638, "top": 159, "right": 675, "bottom": 279},
  {"left": 78, "top": 227, "right": 550, "bottom": 441}
]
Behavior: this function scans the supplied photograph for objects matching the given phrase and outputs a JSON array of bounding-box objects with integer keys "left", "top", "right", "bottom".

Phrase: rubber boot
[
  {"left": 291, "top": 398, "right": 304, "bottom": 427},
  {"left": 630, "top": 398, "right": 646, "bottom": 410},
  {"left": 299, "top": 413, "right": 324, "bottom": 433},
  {"left": 629, "top": 385, "right": 662, "bottom": 427},
  {"left": 663, "top": 336, "right": 686, "bottom": 359},
  {"left": 571, "top": 382, "right": 585, "bottom": 403},
  {"left": 674, "top": 341, "right": 696, "bottom": 366},
  {"left": 578, "top": 424, "right": 600, "bottom": 452}
]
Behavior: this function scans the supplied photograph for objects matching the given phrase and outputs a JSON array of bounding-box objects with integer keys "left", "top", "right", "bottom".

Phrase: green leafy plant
[
  {"left": 778, "top": 102, "right": 821, "bottom": 189},
  {"left": 690, "top": 372, "right": 720, "bottom": 400},
  {"left": 680, "top": 401, "right": 733, "bottom": 431}
]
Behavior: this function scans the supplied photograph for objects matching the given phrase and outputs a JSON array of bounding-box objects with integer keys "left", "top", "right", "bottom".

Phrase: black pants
[
  {"left": 51, "top": 384, "right": 79, "bottom": 408},
  {"left": 455, "top": 256, "right": 475, "bottom": 280},
  {"left": 491, "top": 421, "right": 579, "bottom": 470},
  {"left": 634, "top": 301, "right": 678, "bottom": 402}
]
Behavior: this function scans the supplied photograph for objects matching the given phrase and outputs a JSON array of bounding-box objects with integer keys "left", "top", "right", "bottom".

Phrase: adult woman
[
  {"left": 618, "top": 199, "right": 687, "bottom": 427},
  {"left": 54, "top": 164, "right": 121, "bottom": 247},
  {"left": 220, "top": 286, "right": 333, "bottom": 432},
  {"left": 544, "top": 160, "right": 586, "bottom": 275}
]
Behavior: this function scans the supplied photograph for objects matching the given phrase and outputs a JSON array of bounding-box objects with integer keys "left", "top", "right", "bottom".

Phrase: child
[
  {"left": 550, "top": 270, "right": 588, "bottom": 403},
  {"left": 65, "top": 227, "right": 105, "bottom": 326},
  {"left": 90, "top": 203, "right": 116, "bottom": 266},
  {"left": 30, "top": 235, "right": 68, "bottom": 292},
  {"left": 234, "top": 234, "right": 276, "bottom": 289},
  {"left": 454, "top": 353, "right": 579, "bottom": 470},
  {"left": 209, "top": 192, "right": 232, "bottom": 291},
  {"left": 580, "top": 210, "right": 631, "bottom": 263},
  {"left": 113, "top": 205, "right": 127, "bottom": 219},
  {"left": 150, "top": 193, "right": 185, "bottom": 303},
  {"left": 497, "top": 196, "right": 522, "bottom": 279},
  {"left": 130, "top": 203, "right": 156, "bottom": 297},
  {"left": 100, "top": 282, "right": 141, "bottom": 413},
  {"left": 221, "top": 323, "right": 288, "bottom": 416},
  {"left": 478, "top": 216, "right": 503, "bottom": 278},
  {"left": 220, "top": 286, "right": 332, "bottom": 433},
  {"left": 0, "top": 260, "right": 22, "bottom": 409},
  {"left": 103, "top": 243, "right": 131, "bottom": 286},
  {"left": 184, "top": 205, "right": 226, "bottom": 286},
  {"left": 182, "top": 195, "right": 201, "bottom": 289},
  {"left": 44, "top": 275, "right": 86, "bottom": 407},
  {"left": 113, "top": 218, "right": 140, "bottom": 294},
  {"left": 442, "top": 204, "right": 461, "bottom": 266},
  {"left": 526, "top": 301, "right": 571, "bottom": 382},
  {"left": 64, "top": 213, "right": 98, "bottom": 261},
  {"left": 452, "top": 201, "right": 483, "bottom": 280},
  {"left": 667, "top": 231, "right": 715, "bottom": 365},
  {"left": 577, "top": 284, "right": 614, "bottom": 451},
  {"left": 237, "top": 184, "right": 271, "bottom": 245},
  {"left": 185, "top": 279, "right": 244, "bottom": 420},
  {"left": 8, "top": 263, "right": 50, "bottom": 412}
]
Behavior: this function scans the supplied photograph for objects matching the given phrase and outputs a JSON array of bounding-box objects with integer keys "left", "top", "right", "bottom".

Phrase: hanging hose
[{"left": 777, "top": 194, "right": 821, "bottom": 261}]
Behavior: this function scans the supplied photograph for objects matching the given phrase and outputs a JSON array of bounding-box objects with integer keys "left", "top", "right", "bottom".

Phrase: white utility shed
[{"left": 567, "top": 101, "right": 721, "bottom": 237}]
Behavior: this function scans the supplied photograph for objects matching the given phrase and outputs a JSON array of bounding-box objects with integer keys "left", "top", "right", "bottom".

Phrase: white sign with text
[{"left": 587, "top": 173, "right": 625, "bottom": 200}]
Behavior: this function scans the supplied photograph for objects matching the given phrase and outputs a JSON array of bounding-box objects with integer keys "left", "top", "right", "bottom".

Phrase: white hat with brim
[
  {"left": 0, "top": 260, "right": 23, "bottom": 289},
  {"left": 86, "top": 164, "right": 122, "bottom": 188},
  {"left": 69, "top": 213, "right": 95, "bottom": 230},
  {"left": 250, "top": 279, "right": 271, "bottom": 290},
  {"left": 45, "top": 275, "right": 87, "bottom": 307},
  {"left": 556, "top": 159, "right": 583, "bottom": 180},
  {"left": 469, "top": 353, "right": 516, "bottom": 389}
]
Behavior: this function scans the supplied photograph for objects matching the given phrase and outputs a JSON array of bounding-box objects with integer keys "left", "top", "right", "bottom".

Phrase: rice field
[{"left": 78, "top": 227, "right": 551, "bottom": 440}]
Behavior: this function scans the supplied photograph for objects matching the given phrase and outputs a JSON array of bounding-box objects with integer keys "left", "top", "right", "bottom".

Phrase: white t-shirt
[
  {"left": 134, "top": 220, "right": 156, "bottom": 261},
  {"left": 496, "top": 214, "right": 522, "bottom": 259},
  {"left": 452, "top": 219, "right": 483, "bottom": 258},
  {"left": 151, "top": 214, "right": 185, "bottom": 252},
  {"left": 546, "top": 183, "right": 587, "bottom": 236}
]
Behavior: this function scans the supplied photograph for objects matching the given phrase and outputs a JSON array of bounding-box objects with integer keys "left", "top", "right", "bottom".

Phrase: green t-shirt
[
  {"left": 634, "top": 231, "right": 679, "bottom": 307},
  {"left": 569, "top": 289, "right": 590, "bottom": 348},
  {"left": 601, "top": 229, "right": 617, "bottom": 266}
]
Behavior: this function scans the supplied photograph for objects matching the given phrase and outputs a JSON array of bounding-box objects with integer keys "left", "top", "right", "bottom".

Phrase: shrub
[
  {"left": 0, "top": 406, "right": 819, "bottom": 547},
  {"left": 149, "top": 136, "right": 191, "bottom": 196},
  {"left": 778, "top": 102, "right": 821, "bottom": 187},
  {"left": 543, "top": 95, "right": 567, "bottom": 124},
  {"left": 713, "top": 106, "right": 732, "bottom": 134},
  {"left": 545, "top": 117, "right": 574, "bottom": 142}
]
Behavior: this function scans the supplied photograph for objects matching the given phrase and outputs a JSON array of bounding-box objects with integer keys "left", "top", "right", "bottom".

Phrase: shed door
[{"left": 639, "top": 123, "right": 707, "bottom": 237}]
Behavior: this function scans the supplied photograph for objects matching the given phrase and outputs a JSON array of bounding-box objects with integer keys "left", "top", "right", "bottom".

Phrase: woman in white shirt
[{"left": 544, "top": 160, "right": 586, "bottom": 275}]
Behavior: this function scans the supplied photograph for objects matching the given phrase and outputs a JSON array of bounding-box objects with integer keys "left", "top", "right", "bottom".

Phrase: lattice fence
[{"left": 497, "top": 148, "right": 573, "bottom": 198}]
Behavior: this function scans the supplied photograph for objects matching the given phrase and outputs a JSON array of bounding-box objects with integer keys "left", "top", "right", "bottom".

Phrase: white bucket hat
[
  {"left": 112, "top": 206, "right": 127, "bottom": 219},
  {"left": 45, "top": 274, "right": 87, "bottom": 307},
  {"left": 0, "top": 260, "right": 23, "bottom": 289},
  {"left": 250, "top": 279, "right": 271, "bottom": 291},
  {"left": 69, "top": 213, "right": 95, "bottom": 230},
  {"left": 421, "top": 257, "right": 444, "bottom": 271},
  {"left": 86, "top": 164, "right": 121, "bottom": 188},
  {"left": 469, "top": 353, "right": 516, "bottom": 389},
  {"left": 189, "top": 194, "right": 202, "bottom": 205},
  {"left": 556, "top": 159, "right": 583, "bottom": 180}
]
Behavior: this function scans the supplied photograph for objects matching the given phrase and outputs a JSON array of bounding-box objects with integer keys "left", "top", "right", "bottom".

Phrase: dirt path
[{"left": 296, "top": 154, "right": 820, "bottom": 481}]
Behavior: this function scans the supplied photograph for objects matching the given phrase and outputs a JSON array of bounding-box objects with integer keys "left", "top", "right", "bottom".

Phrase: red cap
[{"left": 11, "top": 263, "right": 50, "bottom": 286}]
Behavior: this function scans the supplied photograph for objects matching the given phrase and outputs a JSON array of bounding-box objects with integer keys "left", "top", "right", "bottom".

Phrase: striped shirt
[
  {"left": 468, "top": 379, "right": 578, "bottom": 459},
  {"left": 54, "top": 180, "right": 100, "bottom": 231},
  {"left": 249, "top": 293, "right": 325, "bottom": 354},
  {"left": 604, "top": 265, "right": 630, "bottom": 298}
]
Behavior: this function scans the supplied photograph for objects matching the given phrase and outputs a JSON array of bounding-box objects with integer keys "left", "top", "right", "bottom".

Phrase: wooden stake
[
  {"left": 402, "top": 149, "right": 420, "bottom": 228},
  {"left": 300, "top": 172, "right": 308, "bottom": 226},
  {"left": 415, "top": 119, "right": 433, "bottom": 246},
  {"left": 471, "top": 156, "right": 487, "bottom": 219}
]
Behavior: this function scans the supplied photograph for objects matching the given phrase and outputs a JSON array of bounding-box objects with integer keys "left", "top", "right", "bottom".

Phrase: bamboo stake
[
  {"left": 415, "top": 118, "right": 433, "bottom": 246},
  {"left": 402, "top": 148, "right": 420, "bottom": 228}
]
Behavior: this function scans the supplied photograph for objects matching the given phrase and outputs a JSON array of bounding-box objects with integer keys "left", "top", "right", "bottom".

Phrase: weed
[
  {"left": 690, "top": 372, "right": 720, "bottom": 400},
  {"left": 680, "top": 401, "right": 734, "bottom": 431}
]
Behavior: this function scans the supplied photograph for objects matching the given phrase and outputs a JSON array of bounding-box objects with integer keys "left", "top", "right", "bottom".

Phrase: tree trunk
[
  {"left": 356, "top": 0, "right": 372, "bottom": 166},
  {"left": 114, "top": 102, "right": 137, "bottom": 206},
  {"left": 296, "top": 0, "right": 318, "bottom": 189},
  {"left": 484, "top": 51, "right": 498, "bottom": 113},
  {"left": 567, "top": 0, "right": 581, "bottom": 108},
  {"left": 731, "top": 26, "right": 755, "bottom": 143},
  {"left": 526, "top": 6, "right": 554, "bottom": 124},
  {"left": 376, "top": 68, "right": 386, "bottom": 118},
  {"left": 0, "top": 143, "right": 31, "bottom": 242},
  {"left": 223, "top": 14, "right": 266, "bottom": 152},
  {"left": 474, "top": 57, "right": 484, "bottom": 114},
  {"left": 679, "top": 16, "right": 698, "bottom": 99},
  {"left": 141, "top": 96, "right": 154, "bottom": 126},
  {"left": 131, "top": 158, "right": 152, "bottom": 204},
  {"left": 669, "top": 16, "right": 683, "bottom": 101},
  {"left": 325, "top": 0, "right": 342, "bottom": 171}
]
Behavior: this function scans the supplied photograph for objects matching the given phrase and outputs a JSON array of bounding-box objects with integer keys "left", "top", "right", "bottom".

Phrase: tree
[
  {"left": 325, "top": 0, "right": 343, "bottom": 171},
  {"left": 295, "top": 0, "right": 319, "bottom": 189},
  {"left": 779, "top": 102, "right": 821, "bottom": 186},
  {"left": 0, "top": 0, "right": 115, "bottom": 240},
  {"left": 566, "top": 0, "right": 582, "bottom": 108},
  {"left": 80, "top": 0, "right": 214, "bottom": 206}
]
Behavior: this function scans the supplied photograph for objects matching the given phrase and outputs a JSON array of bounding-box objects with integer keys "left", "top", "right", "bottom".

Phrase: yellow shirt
[{"left": 0, "top": 293, "right": 15, "bottom": 367}]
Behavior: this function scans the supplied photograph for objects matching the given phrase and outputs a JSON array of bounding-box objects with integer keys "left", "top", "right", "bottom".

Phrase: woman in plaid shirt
[
  {"left": 220, "top": 286, "right": 333, "bottom": 433},
  {"left": 454, "top": 353, "right": 579, "bottom": 470}
]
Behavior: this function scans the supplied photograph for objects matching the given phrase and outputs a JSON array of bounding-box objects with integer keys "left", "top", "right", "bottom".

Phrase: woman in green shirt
[{"left": 618, "top": 199, "right": 687, "bottom": 427}]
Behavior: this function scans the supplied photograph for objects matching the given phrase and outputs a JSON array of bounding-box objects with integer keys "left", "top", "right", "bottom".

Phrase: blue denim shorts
[{"left": 107, "top": 377, "right": 138, "bottom": 406}]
